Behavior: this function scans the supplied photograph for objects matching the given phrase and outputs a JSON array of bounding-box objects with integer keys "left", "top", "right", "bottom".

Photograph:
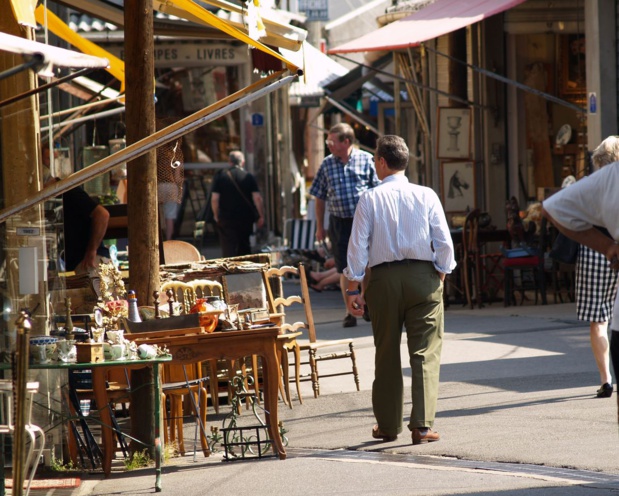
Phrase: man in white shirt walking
[{"left": 344, "top": 135, "right": 456, "bottom": 445}]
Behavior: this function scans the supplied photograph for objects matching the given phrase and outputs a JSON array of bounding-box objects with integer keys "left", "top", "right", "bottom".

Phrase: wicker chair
[{"left": 162, "top": 240, "right": 202, "bottom": 264}]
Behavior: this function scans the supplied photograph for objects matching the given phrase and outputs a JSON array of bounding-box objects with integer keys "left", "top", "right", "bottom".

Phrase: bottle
[
  {"left": 127, "top": 290, "right": 142, "bottom": 322},
  {"left": 65, "top": 297, "right": 74, "bottom": 340}
]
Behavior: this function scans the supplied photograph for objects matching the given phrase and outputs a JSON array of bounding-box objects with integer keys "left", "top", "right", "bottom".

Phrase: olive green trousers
[{"left": 365, "top": 260, "right": 444, "bottom": 437}]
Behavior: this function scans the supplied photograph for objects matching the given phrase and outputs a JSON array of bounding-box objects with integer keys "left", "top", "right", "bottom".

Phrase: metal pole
[{"left": 12, "top": 310, "right": 32, "bottom": 496}]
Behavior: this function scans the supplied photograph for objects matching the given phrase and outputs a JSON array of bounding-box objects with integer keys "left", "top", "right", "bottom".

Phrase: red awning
[{"left": 329, "top": 0, "right": 527, "bottom": 54}]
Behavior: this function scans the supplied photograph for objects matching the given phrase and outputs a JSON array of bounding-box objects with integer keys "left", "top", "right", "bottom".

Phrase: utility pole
[
  {"left": 306, "top": 20, "right": 325, "bottom": 179},
  {"left": 124, "top": 0, "right": 158, "bottom": 456}
]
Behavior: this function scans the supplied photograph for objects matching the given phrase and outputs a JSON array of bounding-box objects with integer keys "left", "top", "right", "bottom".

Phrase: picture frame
[
  {"left": 437, "top": 107, "right": 472, "bottom": 159},
  {"left": 560, "top": 34, "right": 586, "bottom": 97},
  {"left": 440, "top": 161, "right": 476, "bottom": 213},
  {"left": 221, "top": 272, "right": 268, "bottom": 311}
]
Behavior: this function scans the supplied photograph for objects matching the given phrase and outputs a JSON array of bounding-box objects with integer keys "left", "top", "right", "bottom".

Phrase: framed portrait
[
  {"left": 437, "top": 107, "right": 472, "bottom": 159},
  {"left": 222, "top": 272, "right": 268, "bottom": 311},
  {"left": 440, "top": 161, "right": 476, "bottom": 213},
  {"left": 560, "top": 34, "right": 586, "bottom": 97}
]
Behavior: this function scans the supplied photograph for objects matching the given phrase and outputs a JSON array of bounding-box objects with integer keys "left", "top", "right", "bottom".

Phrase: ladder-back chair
[
  {"left": 264, "top": 264, "right": 360, "bottom": 400},
  {"left": 462, "top": 209, "right": 504, "bottom": 308}
]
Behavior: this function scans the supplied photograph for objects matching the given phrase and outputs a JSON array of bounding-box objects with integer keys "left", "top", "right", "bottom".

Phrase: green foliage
[
  {"left": 98, "top": 194, "right": 120, "bottom": 206},
  {"left": 49, "top": 454, "right": 77, "bottom": 472},
  {"left": 124, "top": 449, "right": 152, "bottom": 470},
  {"left": 163, "top": 441, "right": 179, "bottom": 462}
]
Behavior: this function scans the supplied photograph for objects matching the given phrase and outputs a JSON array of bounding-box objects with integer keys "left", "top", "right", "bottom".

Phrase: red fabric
[
  {"left": 251, "top": 47, "right": 282, "bottom": 73},
  {"left": 502, "top": 256, "right": 540, "bottom": 267}
]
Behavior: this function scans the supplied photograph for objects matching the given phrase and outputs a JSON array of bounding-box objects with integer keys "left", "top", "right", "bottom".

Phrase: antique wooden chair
[
  {"left": 462, "top": 209, "right": 504, "bottom": 308},
  {"left": 264, "top": 264, "right": 360, "bottom": 400},
  {"left": 159, "top": 280, "right": 223, "bottom": 414},
  {"left": 160, "top": 281, "right": 196, "bottom": 313},
  {"left": 161, "top": 362, "right": 209, "bottom": 457},
  {"left": 545, "top": 218, "right": 576, "bottom": 303},
  {"left": 160, "top": 279, "right": 258, "bottom": 411},
  {"left": 188, "top": 279, "right": 223, "bottom": 300},
  {"left": 502, "top": 217, "right": 548, "bottom": 306},
  {"left": 187, "top": 279, "right": 238, "bottom": 410}
]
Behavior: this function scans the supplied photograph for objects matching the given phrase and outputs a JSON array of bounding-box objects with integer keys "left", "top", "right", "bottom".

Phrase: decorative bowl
[{"left": 30, "top": 336, "right": 58, "bottom": 346}]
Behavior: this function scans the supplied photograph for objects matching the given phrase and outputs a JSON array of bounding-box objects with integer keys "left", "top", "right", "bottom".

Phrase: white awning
[
  {"left": 0, "top": 31, "right": 109, "bottom": 77},
  {"left": 281, "top": 42, "right": 348, "bottom": 102}
]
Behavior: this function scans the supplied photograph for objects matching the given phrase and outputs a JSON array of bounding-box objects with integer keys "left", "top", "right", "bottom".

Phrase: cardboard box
[{"left": 76, "top": 343, "right": 104, "bottom": 363}]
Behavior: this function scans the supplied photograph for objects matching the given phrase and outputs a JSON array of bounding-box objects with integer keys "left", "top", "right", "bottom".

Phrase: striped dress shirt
[{"left": 344, "top": 174, "right": 456, "bottom": 282}]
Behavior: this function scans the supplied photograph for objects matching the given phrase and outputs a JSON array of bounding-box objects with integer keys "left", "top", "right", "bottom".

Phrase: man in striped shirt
[
  {"left": 309, "top": 123, "right": 379, "bottom": 328},
  {"left": 344, "top": 135, "right": 455, "bottom": 445}
]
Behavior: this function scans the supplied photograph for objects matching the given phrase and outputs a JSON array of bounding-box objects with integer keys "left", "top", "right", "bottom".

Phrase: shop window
[{"left": 559, "top": 34, "right": 586, "bottom": 104}]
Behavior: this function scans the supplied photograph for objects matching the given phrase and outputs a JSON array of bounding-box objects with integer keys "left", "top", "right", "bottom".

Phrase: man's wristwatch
[{"left": 346, "top": 289, "right": 360, "bottom": 296}]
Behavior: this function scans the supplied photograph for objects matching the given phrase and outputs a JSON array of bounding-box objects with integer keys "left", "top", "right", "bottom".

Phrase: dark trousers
[
  {"left": 365, "top": 260, "right": 444, "bottom": 436},
  {"left": 217, "top": 219, "right": 253, "bottom": 258},
  {"left": 328, "top": 215, "right": 354, "bottom": 273}
]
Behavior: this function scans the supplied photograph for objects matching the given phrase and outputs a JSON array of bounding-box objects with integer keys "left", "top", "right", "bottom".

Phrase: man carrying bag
[{"left": 211, "top": 150, "right": 264, "bottom": 257}]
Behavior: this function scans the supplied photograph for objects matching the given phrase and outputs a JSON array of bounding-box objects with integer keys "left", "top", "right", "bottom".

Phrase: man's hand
[
  {"left": 75, "top": 249, "right": 98, "bottom": 274},
  {"left": 347, "top": 294, "right": 365, "bottom": 317},
  {"left": 256, "top": 216, "right": 265, "bottom": 229},
  {"left": 314, "top": 198, "right": 326, "bottom": 242},
  {"left": 606, "top": 243, "right": 619, "bottom": 272}
]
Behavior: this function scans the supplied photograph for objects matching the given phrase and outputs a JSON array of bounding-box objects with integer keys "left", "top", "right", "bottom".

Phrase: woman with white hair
[{"left": 546, "top": 136, "right": 619, "bottom": 399}]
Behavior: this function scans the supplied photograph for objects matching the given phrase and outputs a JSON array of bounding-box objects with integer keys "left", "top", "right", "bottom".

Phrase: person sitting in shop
[{"left": 43, "top": 146, "right": 110, "bottom": 275}]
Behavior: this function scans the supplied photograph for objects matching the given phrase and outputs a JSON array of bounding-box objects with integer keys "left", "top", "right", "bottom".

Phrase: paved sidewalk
[{"left": 44, "top": 284, "right": 619, "bottom": 495}]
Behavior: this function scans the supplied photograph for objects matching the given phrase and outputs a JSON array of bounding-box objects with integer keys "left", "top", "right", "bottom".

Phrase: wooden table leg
[{"left": 261, "top": 346, "right": 286, "bottom": 460}]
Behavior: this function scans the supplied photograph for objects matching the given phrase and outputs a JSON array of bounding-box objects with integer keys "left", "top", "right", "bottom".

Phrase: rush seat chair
[{"left": 264, "top": 264, "right": 360, "bottom": 400}]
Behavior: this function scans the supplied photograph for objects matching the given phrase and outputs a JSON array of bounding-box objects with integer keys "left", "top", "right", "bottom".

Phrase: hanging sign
[
  {"left": 589, "top": 92, "right": 597, "bottom": 114},
  {"left": 299, "top": 0, "right": 328, "bottom": 21},
  {"left": 107, "top": 42, "right": 249, "bottom": 68}
]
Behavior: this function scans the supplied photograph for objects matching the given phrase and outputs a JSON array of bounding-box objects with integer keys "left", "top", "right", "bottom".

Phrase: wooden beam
[{"left": 125, "top": 0, "right": 158, "bottom": 458}]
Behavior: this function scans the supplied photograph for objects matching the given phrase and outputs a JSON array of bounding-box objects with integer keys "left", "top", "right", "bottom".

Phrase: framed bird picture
[{"left": 440, "top": 161, "right": 476, "bottom": 213}]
